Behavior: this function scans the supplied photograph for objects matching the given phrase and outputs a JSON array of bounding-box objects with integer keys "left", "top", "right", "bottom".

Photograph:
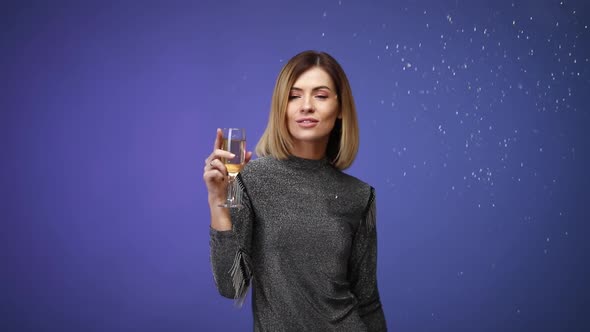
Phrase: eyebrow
[{"left": 290, "top": 86, "right": 333, "bottom": 92}]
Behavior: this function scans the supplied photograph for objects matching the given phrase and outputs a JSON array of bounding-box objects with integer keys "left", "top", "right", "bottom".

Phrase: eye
[
  {"left": 288, "top": 95, "right": 301, "bottom": 100},
  {"left": 315, "top": 95, "right": 328, "bottom": 100}
]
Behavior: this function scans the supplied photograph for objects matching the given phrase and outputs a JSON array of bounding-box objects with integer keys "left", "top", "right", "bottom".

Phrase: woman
[{"left": 203, "top": 50, "right": 387, "bottom": 331}]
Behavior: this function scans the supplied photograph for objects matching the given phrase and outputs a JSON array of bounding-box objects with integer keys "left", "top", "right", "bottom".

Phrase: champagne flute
[{"left": 219, "top": 128, "right": 246, "bottom": 208}]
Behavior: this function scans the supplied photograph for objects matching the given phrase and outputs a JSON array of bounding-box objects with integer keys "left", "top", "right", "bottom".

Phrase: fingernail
[{"left": 230, "top": 153, "right": 236, "bottom": 158}]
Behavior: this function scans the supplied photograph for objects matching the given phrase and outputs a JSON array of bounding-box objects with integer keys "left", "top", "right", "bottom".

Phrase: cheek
[
  {"left": 286, "top": 104, "right": 298, "bottom": 121},
  {"left": 286, "top": 109, "right": 296, "bottom": 127},
  {"left": 324, "top": 106, "right": 340, "bottom": 126},
  {"left": 322, "top": 119, "right": 336, "bottom": 132},
  {"left": 318, "top": 114, "right": 338, "bottom": 133},
  {"left": 286, "top": 109, "right": 298, "bottom": 133}
]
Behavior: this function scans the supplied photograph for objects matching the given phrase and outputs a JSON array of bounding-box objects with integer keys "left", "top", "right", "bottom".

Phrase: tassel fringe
[
  {"left": 233, "top": 174, "right": 245, "bottom": 208},
  {"left": 229, "top": 249, "right": 252, "bottom": 307}
]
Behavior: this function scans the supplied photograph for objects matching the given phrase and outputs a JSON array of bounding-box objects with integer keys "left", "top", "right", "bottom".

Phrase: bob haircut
[{"left": 255, "top": 50, "right": 359, "bottom": 170}]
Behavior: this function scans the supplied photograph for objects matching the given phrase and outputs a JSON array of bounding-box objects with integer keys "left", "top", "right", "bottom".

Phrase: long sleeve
[
  {"left": 349, "top": 187, "right": 387, "bottom": 331},
  {"left": 209, "top": 174, "right": 254, "bottom": 306}
]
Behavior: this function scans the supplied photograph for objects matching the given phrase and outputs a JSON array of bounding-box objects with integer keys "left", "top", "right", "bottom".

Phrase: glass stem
[{"left": 226, "top": 174, "right": 237, "bottom": 204}]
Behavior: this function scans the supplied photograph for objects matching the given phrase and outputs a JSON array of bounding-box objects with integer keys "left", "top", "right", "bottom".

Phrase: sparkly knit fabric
[{"left": 209, "top": 156, "right": 387, "bottom": 331}]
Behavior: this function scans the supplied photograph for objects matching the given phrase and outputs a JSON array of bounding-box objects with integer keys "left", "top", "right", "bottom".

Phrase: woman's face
[{"left": 286, "top": 67, "right": 340, "bottom": 148}]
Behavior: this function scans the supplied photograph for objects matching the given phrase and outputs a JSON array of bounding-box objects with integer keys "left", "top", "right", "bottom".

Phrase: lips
[
  {"left": 295, "top": 117, "right": 319, "bottom": 128},
  {"left": 296, "top": 117, "right": 319, "bottom": 124}
]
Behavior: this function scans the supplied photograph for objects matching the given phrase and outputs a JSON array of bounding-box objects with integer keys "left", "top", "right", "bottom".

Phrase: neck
[{"left": 290, "top": 139, "right": 328, "bottom": 160}]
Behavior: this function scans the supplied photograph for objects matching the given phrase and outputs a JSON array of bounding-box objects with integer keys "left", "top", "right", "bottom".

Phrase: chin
[
  {"left": 289, "top": 126, "right": 332, "bottom": 142},
  {"left": 291, "top": 133, "right": 329, "bottom": 142}
]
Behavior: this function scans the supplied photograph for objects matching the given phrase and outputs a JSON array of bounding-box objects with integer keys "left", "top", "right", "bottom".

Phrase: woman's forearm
[{"left": 208, "top": 195, "right": 232, "bottom": 231}]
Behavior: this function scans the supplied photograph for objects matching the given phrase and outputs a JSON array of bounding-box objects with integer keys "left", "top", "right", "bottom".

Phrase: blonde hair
[{"left": 255, "top": 50, "right": 359, "bottom": 170}]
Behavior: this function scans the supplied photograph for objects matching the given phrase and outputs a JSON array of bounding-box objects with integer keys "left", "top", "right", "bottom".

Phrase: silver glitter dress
[{"left": 210, "top": 156, "right": 387, "bottom": 331}]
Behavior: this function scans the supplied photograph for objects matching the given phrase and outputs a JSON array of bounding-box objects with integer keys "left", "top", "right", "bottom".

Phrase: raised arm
[
  {"left": 203, "top": 128, "right": 252, "bottom": 230},
  {"left": 204, "top": 129, "right": 253, "bottom": 305}
]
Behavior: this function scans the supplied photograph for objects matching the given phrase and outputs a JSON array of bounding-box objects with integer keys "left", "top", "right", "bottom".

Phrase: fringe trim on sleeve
[
  {"left": 234, "top": 174, "right": 246, "bottom": 209},
  {"left": 362, "top": 188, "right": 376, "bottom": 231},
  {"left": 228, "top": 249, "right": 252, "bottom": 307}
]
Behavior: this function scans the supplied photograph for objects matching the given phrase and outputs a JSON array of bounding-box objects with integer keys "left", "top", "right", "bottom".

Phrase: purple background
[{"left": 2, "top": 0, "right": 589, "bottom": 331}]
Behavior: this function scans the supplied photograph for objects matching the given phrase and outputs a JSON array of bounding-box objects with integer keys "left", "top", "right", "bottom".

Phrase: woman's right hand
[{"left": 203, "top": 128, "right": 252, "bottom": 205}]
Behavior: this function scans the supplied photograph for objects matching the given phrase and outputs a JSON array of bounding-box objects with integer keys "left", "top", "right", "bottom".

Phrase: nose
[{"left": 301, "top": 96, "right": 315, "bottom": 113}]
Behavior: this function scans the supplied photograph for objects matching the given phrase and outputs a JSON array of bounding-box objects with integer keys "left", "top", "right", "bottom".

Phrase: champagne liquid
[
  {"left": 222, "top": 139, "right": 245, "bottom": 175},
  {"left": 225, "top": 163, "right": 243, "bottom": 174}
]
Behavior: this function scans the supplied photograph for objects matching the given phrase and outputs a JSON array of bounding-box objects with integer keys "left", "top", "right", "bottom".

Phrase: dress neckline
[{"left": 282, "top": 155, "right": 332, "bottom": 170}]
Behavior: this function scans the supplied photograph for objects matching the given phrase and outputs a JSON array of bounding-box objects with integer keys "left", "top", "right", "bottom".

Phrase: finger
[
  {"left": 209, "top": 158, "right": 228, "bottom": 176},
  {"left": 245, "top": 151, "right": 253, "bottom": 164},
  {"left": 203, "top": 170, "right": 226, "bottom": 184},
  {"left": 205, "top": 150, "right": 233, "bottom": 169},
  {"left": 204, "top": 162, "right": 227, "bottom": 178},
  {"left": 210, "top": 149, "right": 235, "bottom": 161},
  {"left": 213, "top": 128, "right": 223, "bottom": 150}
]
